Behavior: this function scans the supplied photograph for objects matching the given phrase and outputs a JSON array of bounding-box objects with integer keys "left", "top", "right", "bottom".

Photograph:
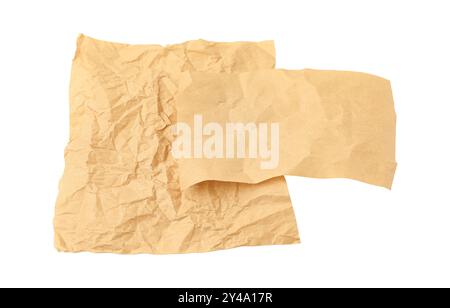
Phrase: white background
[{"left": 0, "top": 0, "right": 449, "bottom": 288}]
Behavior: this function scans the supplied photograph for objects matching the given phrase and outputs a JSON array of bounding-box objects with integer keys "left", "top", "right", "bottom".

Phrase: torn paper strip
[{"left": 175, "top": 69, "right": 397, "bottom": 189}]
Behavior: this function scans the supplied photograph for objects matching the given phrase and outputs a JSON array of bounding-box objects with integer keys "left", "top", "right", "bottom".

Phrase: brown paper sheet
[
  {"left": 54, "top": 35, "right": 300, "bottom": 254},
  {"left": 176, "top": 69, "right": 397, "bottom": 189}
]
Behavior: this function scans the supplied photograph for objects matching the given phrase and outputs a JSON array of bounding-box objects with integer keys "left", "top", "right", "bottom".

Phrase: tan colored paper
[
  {"left": 54, "top": 35, "right": 300, "bottom": 254},
  {"left": 176, "top": 69, "right": 397, "bottom": 189}
]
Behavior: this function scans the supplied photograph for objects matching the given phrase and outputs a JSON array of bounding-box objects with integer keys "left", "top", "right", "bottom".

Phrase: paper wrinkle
[
  {"left": 176, "top": 69, "right": 397, "bottom": 190},
  {"left": 54, "top": 35, "right": 300, "bottom": 254}
]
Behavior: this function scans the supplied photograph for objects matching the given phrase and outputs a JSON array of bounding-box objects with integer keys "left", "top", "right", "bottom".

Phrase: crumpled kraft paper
[
  {"left": 176, "top": 69, "right": 397, "bottom": 189},
  {"left": 54, "top": 35, "right": 300, "bottom": 254}
]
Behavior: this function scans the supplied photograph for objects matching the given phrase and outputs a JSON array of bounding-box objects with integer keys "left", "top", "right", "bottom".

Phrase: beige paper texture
[
  {"left": 54, "top": 35, "right": 300, "bottom": 254},
  {"left": 176, "top": 69, "right": 397, "bottom": 189}
]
